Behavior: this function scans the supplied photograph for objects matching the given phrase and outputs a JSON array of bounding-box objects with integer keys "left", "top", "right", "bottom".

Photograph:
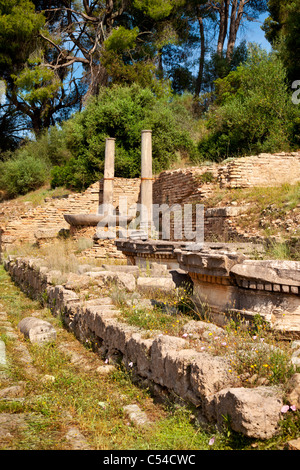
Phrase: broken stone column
[
  {"left": 101, "top": 137, "right": 115, "bottom": 216},
  {"left": 140, "top": 130, "right": 153, "bottom": 236},
  {"left": 18, "top": 317, "right": 57, "bottom": 345}
]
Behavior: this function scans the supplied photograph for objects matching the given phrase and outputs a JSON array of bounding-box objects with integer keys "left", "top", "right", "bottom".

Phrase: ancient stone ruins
[{"left": 1, "top": 131, "right": 300, "bottom": 441}]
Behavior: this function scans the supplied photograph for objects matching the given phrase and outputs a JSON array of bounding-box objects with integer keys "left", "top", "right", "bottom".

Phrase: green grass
[
  {"left": 0, "top": 184, "right": 73, "bottom": 206},
  {"left": 202, "top": 182, "right": 300, "bottom": 244}
]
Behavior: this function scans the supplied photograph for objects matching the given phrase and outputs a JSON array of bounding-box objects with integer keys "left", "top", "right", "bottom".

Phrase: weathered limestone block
[
  {"left": 65, "top": 273, "right": 94, "bottom": 290},
  {"left": 85, "top": 270, "right": 136, "bottom": 292},
  {"left": 163, "top": 348, "right": 202, "bottom": 400},
  {"left": 214, "top": 386, "right": 283, "bottom": 439},
  {"left": 181, "top": 320, "right": 226, "bottom": 341},
  {"left": 137, "top": 277, "right": 176, "bottom": 293},
  {"left": 112, "top": 272, "right": 136, "bottom": 292},
  {"left": 231, "top": 259, "right": 300, "bottom": 289},
  {"left": 286, "top": 438, "right": 300, "bottom": 450},
  {"left": 176, "top": 249, "right": 245, "bottom": 278},
  {"left": 125, "top": 333, "right": 154, "bottom": 379},
  {"left": 102, "top": 321, "right": 138, "bottom": 359},
  {"left": 285, "top": 373, "right": 300, "bottom": 408},
  {"left": 46, "top": 270, "right": 63, "bottom": 285},
  {"left": 18, "top": 317, "right": 57, "bottom": 344},
  {"left": 150, "top": 335, "right": 187, "bottom": 387},
  {"left": 0, "top": 383, "right": 26, "bottom": 398},
  {"left": 189, "top": 352, "right": 239, "bottom": 412},
  {"left": 123, "top": 404, "right": 150, "bottom": 427},
  {"left": 46, "top": 285, "right": 80, "bottom": 316},
  {"left": 83, "top": 304, "right": 119, "bottom": 341},
  {"left": 149, "top": 262, "right": 170, "bottom": 277},
  {"left": 34, "top": 228, "right": 59, "bottom": 240}
]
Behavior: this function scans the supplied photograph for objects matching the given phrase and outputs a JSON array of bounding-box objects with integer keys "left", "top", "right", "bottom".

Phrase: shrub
[
  {"left": 198, "top": 45, "right": 300, "bottom": 161},
  {"left": 0, "top": 152, "right": 48, "bottom": 197},
  {"left": 50, "top": 84, "right": 198, "bottom": 191}
]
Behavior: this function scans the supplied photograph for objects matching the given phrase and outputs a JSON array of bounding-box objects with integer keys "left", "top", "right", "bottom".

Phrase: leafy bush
[
  {"left": 0, "top": 152, "right": 48, "bottom": 197},
  {"left": 50, "top": 84, "right": 198, "bottom": 190},
  {"left": 198, "top": 46, "right": 300, "bottom": 161}
]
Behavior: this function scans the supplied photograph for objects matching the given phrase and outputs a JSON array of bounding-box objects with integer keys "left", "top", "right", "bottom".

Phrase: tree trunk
[
  {"left": 195, "top": 16, "right": 205, "bottom": 97},
  {"left": 217, "top": 0, "right": 230, "bottom": 57},
  {"left": 31, "top": 109, "right": 42, "bottom": 138},
  {"left": 226, "top": 0, "right": 245, "bottom": 60}
]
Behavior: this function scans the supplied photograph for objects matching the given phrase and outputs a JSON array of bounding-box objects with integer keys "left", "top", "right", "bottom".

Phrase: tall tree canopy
[
  {"left": 0, "top": 0, "right": 268, "bottom": 141},
  {"left": 263, "top": 0, "right": 300, "bottom": 84}
]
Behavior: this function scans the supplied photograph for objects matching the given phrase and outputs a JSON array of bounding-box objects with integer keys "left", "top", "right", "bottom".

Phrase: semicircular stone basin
[{"left": 64, "top": 214, "right": 134, "bottom": 227}]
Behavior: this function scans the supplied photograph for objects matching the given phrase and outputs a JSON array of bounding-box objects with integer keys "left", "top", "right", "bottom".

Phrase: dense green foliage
[
  {"left": 263, "top": 0, "right": 300, "bottom": 84},
  {"left": 0, "top": 152, "right": 48, "bottom": 197},
  {"left": 50, "top": 85, "right": 198, "bottom": 190},
  {"left": 198, "top": 47, "right": 300, "bottom": 161}
]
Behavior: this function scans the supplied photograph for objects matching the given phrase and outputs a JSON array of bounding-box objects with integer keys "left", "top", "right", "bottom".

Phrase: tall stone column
[
  {"left": 101, "top": 137, "right": 115, "bottom": 216},
  {"left": 140, "top": 130, "right": 153, "bottom": 234}
]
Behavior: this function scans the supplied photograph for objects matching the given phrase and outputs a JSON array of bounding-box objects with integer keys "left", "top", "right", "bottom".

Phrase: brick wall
[
  {"left": 152, "top": 165, "right": 218, "bottom": 206},
  {"left": 1, "top": 179, "right": 141, "bottom": 250},
  {"left": 218, "top": 152, "right": 300, "bottom": 188}
]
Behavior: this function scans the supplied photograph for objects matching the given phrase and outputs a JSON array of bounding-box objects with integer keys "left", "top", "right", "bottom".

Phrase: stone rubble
[{"left": 123, "top": 404, "right": 150, "bottom": 427}]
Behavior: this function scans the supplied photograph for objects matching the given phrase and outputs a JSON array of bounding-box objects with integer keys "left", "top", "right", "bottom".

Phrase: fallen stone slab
[
  {"left": 18, "top": 317, "right": 57, "bottom": 345},
  {"left": 137, "top": 277, "right": 176, "bottom": 293},
  {"left": 85, "top": 271, "right": 136, "bottom": 292},
  {"left": 34, "top": 228, "right": 59, "bottom": 240},
  {"left": 102, "top": 264, "right": 140, "bottom": 276},
  {"left": 0, "top": 413, "right": 37, "bottom": 441},
  {"left": 65, "top": 273, "right": 93, "bottom": 290},
  {"left": 181, "top": 320, "right": 226, "bottom": 341},
  {"left": 0, "top": 323, "right": 18, "bottom": 340}
]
